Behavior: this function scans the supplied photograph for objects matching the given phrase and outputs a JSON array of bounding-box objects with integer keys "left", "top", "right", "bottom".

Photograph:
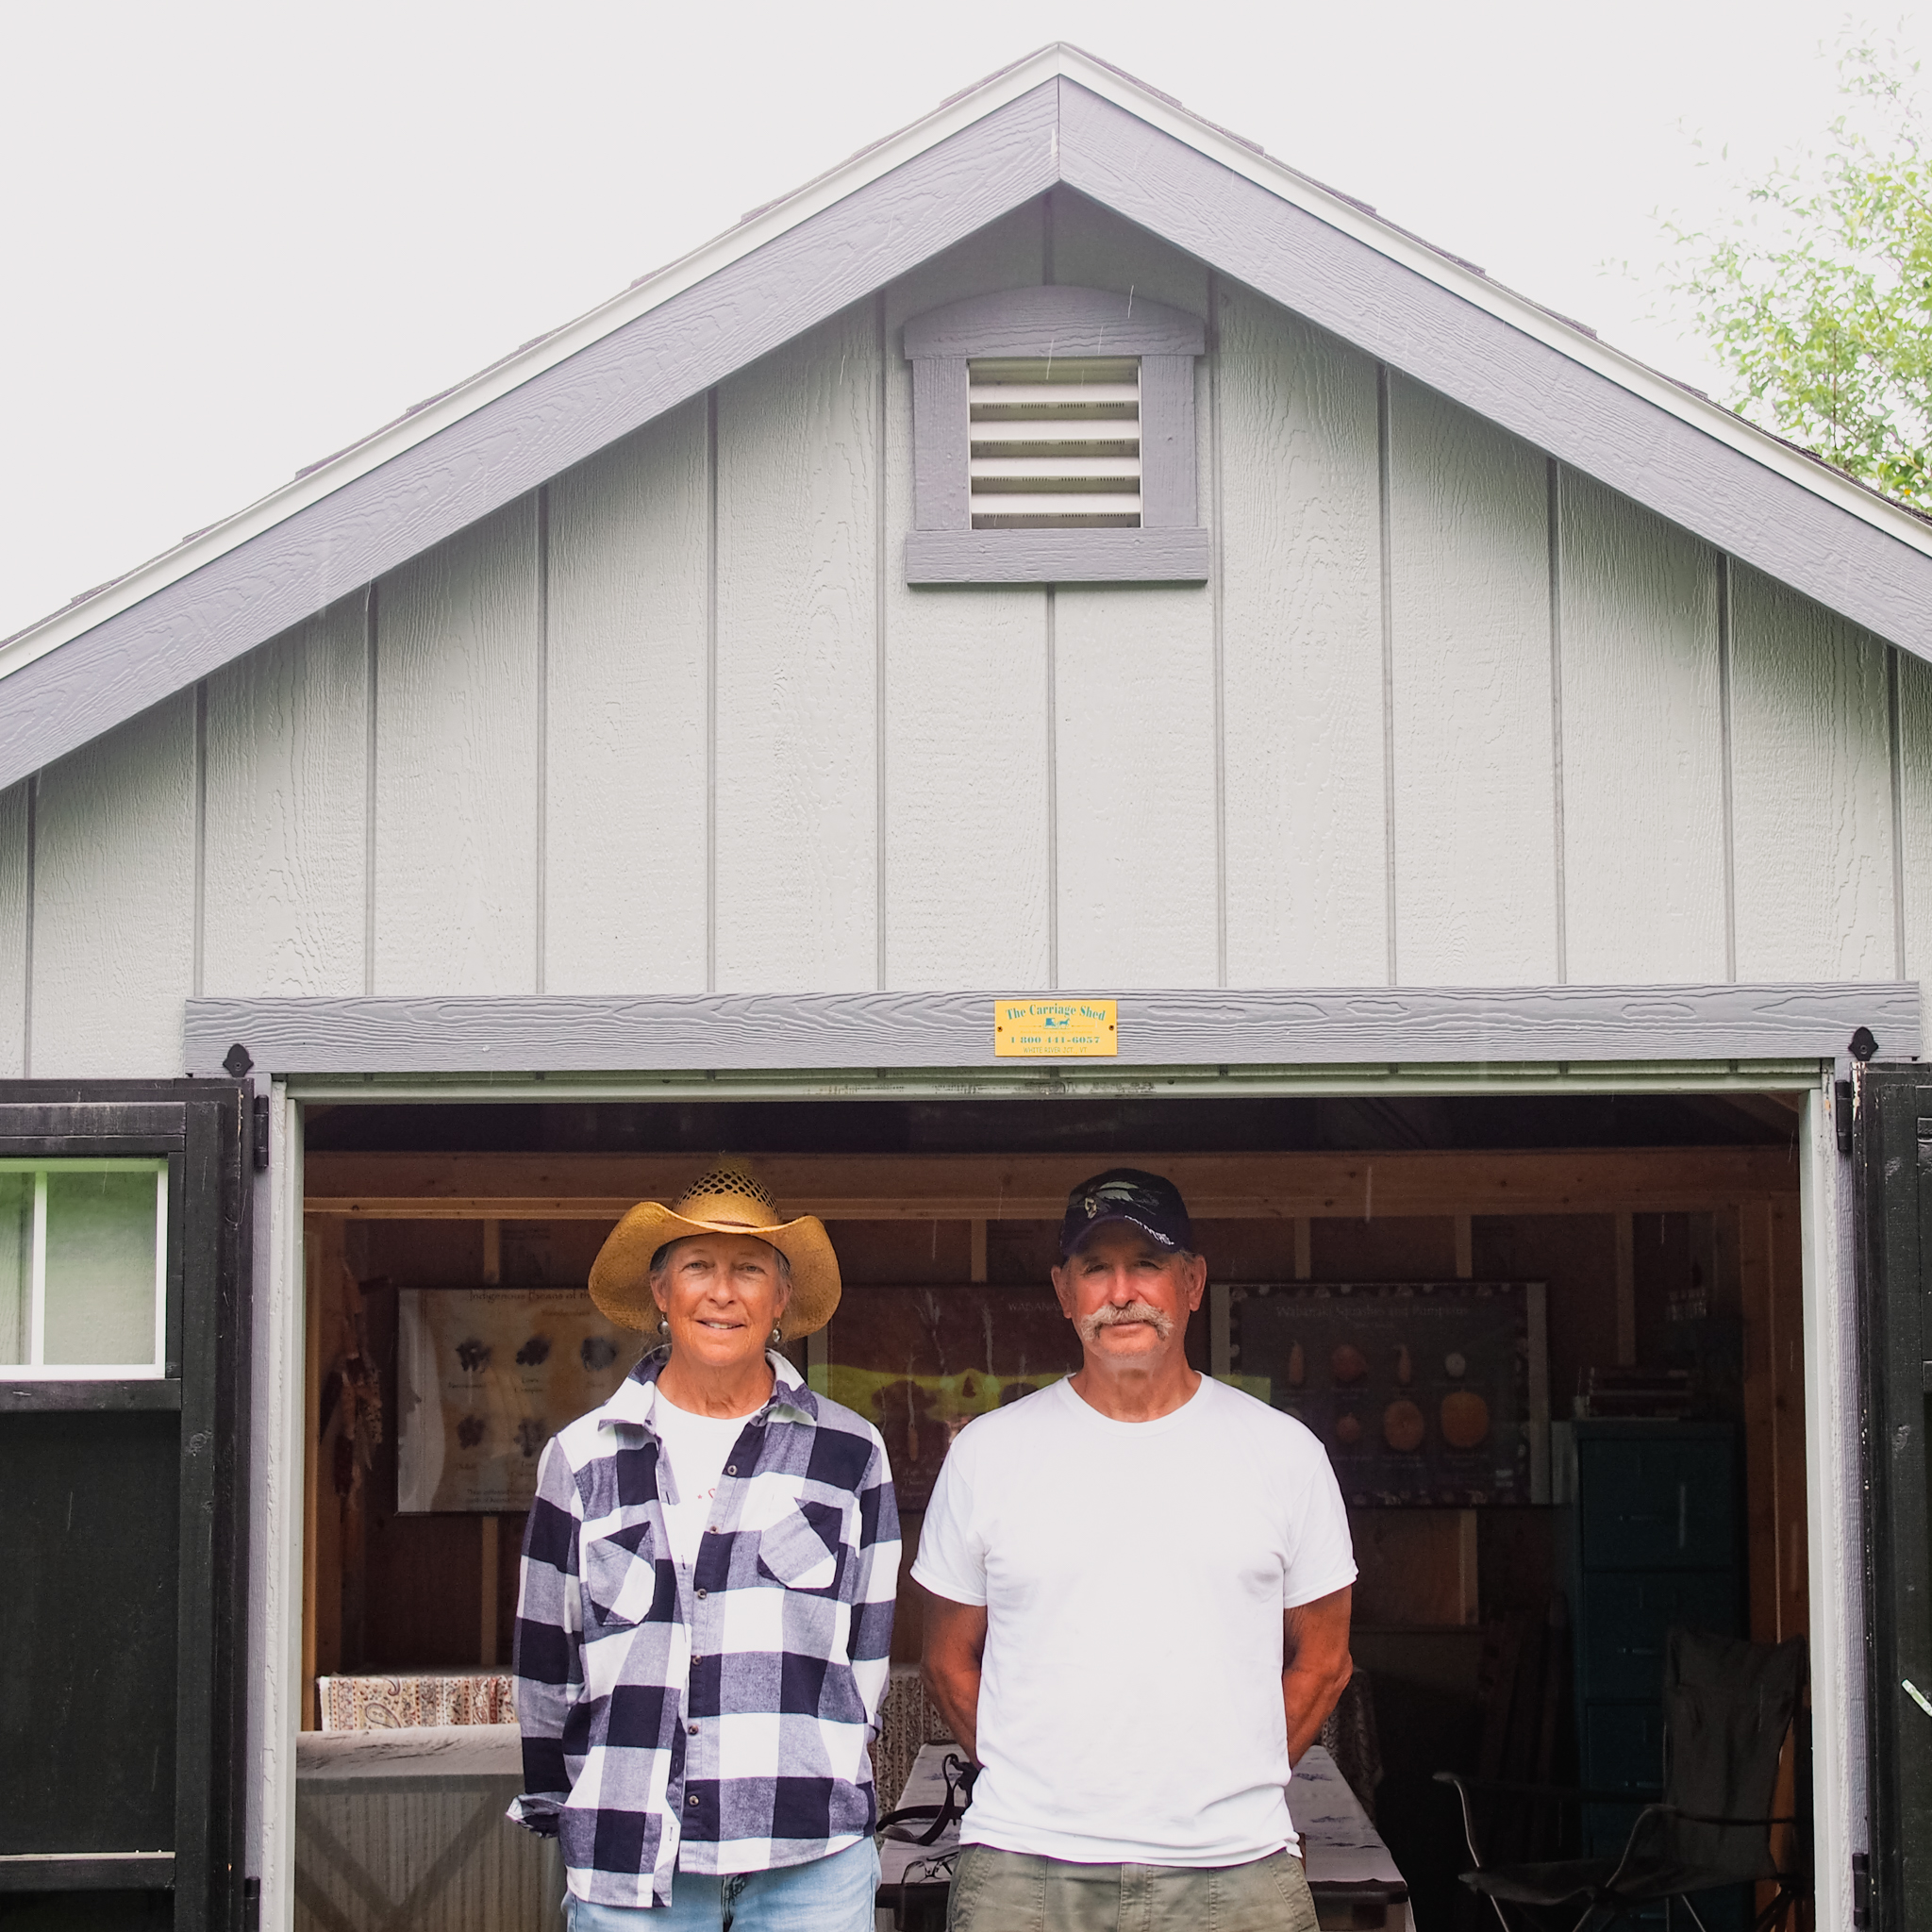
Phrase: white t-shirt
[
  {"left": 910, "top": 1374, "right": 1356, "bottom": 1867},
  {"left": 652, "top": 1391, "right": 755, "bottom": 1574}
]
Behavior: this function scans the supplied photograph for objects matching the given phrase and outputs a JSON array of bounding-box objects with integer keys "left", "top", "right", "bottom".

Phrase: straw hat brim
[{"left": 589, "top": 1199, "right": 841, "bottom": 1338}]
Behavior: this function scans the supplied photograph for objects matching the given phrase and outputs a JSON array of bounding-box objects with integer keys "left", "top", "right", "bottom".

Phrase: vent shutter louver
[{"left": 967, "top": 357, "right": 1141, "bottom": 528}]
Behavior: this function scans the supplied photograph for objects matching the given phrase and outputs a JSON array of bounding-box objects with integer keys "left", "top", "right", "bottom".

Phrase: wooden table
[{"left": 877, "top": 1743, "right": 1409, "bottom": 1932}]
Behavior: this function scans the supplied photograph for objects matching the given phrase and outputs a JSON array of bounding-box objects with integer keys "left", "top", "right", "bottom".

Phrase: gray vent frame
[{"left": 902, "top": 285, "right": 1209, "bottom": 583}]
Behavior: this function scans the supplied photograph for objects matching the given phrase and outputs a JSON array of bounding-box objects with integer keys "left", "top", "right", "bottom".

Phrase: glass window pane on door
[
  {"left": 43, "top": 1170, "right": 165, "bottom": 1367},
  {"left": 0, "top": 1159, "right": 168, "bottom": 1375},
  {"left": 0, "top": 1171, "right": 27, "bottom": 1364}
]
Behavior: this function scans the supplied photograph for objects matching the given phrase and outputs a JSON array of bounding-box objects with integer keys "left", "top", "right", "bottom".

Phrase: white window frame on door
[{"left": 1, "top": 1156, "right": 169, "bottom": 1379}]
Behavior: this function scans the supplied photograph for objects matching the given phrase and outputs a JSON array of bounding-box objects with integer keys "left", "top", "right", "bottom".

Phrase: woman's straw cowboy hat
[{"left": 589, "top": 1163, "right": 841, "bottom": 1339}]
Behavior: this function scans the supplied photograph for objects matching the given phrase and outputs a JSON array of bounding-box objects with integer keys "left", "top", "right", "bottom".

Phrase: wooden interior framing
[{"left": 297, "top": 1143, "right": 1812, "bottom": 1736}]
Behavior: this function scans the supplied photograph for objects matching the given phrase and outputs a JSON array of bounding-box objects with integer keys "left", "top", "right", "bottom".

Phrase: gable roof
[{"left": 6, "top": 42, "right": 1931, "bottom": 793}]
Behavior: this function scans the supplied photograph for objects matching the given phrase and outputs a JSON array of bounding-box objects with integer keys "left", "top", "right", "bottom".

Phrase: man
[
  {"left": 915, "top": 1168, "right": 1356, "bottom": 1932},
  {"left": 510, "top": 1162, "right": 898, "bottom": 1929}
]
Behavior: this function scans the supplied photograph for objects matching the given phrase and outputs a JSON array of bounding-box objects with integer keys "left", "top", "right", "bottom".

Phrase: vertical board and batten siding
[
  {"left": 713, "top": 304, "right": 881, "bottom": 992},
  {"left": 1898, "top": 654, "right": 1932, "bottom": 1004},
  {"left": 1386, "top": 374, "right": 1560, "bottom": 985},
  {"left": 1555, "top": 473, "right": 1727, "bottom": 983},
  {"left": 0, "top": 782, "right": 25, "bottom": 1077},
  {"left": 0, "top": 192, "right": 1927, "bottom": 1076},
  {"left": 29, "top": 691, "right": 199, "bottom": 1076},
  {"left": 1729, "top": 564, "right": 1897, "bottom": 982},
  {"left": 1048, "top": 194, "right": 1221, "bottom": 989},
  {"left": 1215, "top": 287, "right": 1385, "bottom": 987},
  {"left": 544, "top": 398, "right": 710, "bottom": 993},
  {"left": 882, "top": 205, "right": 1054, "bottom": 991},
  {"left": 204, "top": 597, "right": 370, "bottom": 998},
  {"left": 373, "top": 496, "right": 543, "bottom": 995}
]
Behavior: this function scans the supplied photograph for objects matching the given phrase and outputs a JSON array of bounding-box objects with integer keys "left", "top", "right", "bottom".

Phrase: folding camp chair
[{"left": 1436, "top": 1628, "right": 1809, "bottom": 1932}]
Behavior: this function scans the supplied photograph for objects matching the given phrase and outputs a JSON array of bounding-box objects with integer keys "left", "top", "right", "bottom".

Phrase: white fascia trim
[
  {"left": 0, "top": 49, "right": 1070, "bottom": 688},
  {"left": 1051, "top": 47, "right": 1932, "bottom": 565},
  {"left": 7, "top": 42, "right": 1926, "bottom": 689}
]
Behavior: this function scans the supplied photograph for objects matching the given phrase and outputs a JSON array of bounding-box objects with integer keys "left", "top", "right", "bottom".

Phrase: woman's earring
[
  {"left": 657, "top": 1317, "right": 671, "bottom": 1340},
  {"left": 771, "top": 1324, "right": 784, "bottom": 1346}
]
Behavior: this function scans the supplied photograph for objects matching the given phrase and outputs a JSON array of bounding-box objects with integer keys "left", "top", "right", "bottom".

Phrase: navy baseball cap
[{"left": 1058, "top": 1168, "right": 1194, "bottom": 1257}]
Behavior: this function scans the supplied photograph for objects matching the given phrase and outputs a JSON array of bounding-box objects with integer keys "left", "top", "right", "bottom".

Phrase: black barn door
[
  {"left": 1858, "top": 1066, "right": 1932, "bottom": 1930},
  {"left": 0, "top": 1082, "right": 252, "bottom": 1930}
]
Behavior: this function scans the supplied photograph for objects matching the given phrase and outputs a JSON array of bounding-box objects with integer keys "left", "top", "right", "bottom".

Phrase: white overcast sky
[{"left": 1, "top": 0, "right": 1922, "bottom": 644}]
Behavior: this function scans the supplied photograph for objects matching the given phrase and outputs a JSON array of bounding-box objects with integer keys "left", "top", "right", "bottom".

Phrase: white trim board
[
  {"left": 10, "top": 50, "right": 1932, "bottom": 791},
  {"left": 182, "top": 982, "right": 1919, "bottom": 1079}
]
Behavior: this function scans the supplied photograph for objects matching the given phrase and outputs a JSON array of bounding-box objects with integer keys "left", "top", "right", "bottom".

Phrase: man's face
[
  {"left": 649, "top": 1233, "right": 791, "bottom": 1372},
  {"left": 1050, "top": 1225, "right": 1207, "bottom": 1368}
]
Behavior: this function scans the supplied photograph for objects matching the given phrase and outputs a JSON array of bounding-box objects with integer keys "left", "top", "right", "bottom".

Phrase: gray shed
[{"left": 2, "top": 44, "right": 1927, "bottom": 1932}]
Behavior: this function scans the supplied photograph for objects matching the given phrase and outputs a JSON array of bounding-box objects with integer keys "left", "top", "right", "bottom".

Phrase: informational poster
[
  {"left": 820, "top": 1284, "right": 1082, "bottom": 1508},
  {"left": 1228, "top": 1282, "right": 1541, "bottom": 1507},
  {"left": 397, "top": 1288, "right": 637, "bottom": 1513}
]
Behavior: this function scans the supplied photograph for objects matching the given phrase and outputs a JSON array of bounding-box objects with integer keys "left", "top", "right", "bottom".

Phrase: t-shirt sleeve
[
  {"left": 908, "top": 1428, "right": 987, "bottom": 1607},
  {"left": 1282, "top": 1429, "right": 1358, "bottom": 1609}
]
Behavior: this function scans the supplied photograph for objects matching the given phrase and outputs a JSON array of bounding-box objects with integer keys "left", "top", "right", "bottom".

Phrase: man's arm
[
  {"left": 1282, "top": 1585, "right": 1354, "bottom": 1768},
  {"left": 921, "top": 1588, "right": 989, "bottom": 1765}
]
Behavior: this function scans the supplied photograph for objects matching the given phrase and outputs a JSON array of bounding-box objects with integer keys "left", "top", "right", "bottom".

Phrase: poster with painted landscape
[
  {"left": 397, "top": 1287, "right": 636, "bottom": 1512},
  {"left": 819, "top": 1285, "right": 1082, "bottom": 1508},
  {"left": 1228, "top": 1282, "right": 1541, "bottom": 1506}
]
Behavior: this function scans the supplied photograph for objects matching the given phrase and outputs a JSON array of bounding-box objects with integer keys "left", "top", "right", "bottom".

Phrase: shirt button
[
  {"left": 694, "top": 1587, "right": 708, "bottom": 1600},
  {"left": 725, "top": 1465, "right": 737, "bottom": 1475},
  {"left": 688, "top": 1793, "right": 700, "bottom": 1807},
  {"left": 689, "top": 1723, "right": 699, "bottom": 1735}
]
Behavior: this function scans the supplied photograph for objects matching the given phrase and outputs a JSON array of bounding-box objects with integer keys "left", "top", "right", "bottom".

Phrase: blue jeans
[{"left": 563, "top": 1837, "right": 880, "bottom": 1930}]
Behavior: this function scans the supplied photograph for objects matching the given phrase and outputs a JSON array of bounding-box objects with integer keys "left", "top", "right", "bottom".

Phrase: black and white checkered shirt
[{"left": 508, "top": 1349, "right": 900, "bottom": 1907}]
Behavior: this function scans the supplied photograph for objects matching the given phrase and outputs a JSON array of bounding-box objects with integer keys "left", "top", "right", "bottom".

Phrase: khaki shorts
[{"left": 945, "top": 1843, "right": 1322, "bottom": 1932}]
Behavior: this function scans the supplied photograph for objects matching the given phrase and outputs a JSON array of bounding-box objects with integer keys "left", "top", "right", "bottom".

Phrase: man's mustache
[{"left": 1076, "top": 1300, "right": 1174, "bottom": 1343}]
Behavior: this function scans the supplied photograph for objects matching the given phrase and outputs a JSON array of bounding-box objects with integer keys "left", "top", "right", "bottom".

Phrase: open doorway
[{"left": 289, "top": 1090, "right": 1810, "bottom": 1932}]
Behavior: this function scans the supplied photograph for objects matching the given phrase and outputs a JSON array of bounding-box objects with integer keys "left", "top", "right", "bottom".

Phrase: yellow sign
[{"left": 993, "top": 997, "right": 1118, "bottom": 1058}]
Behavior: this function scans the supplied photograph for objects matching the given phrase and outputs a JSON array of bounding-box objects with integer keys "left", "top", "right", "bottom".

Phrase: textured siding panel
[
  {"left": 1388, "top": 375, "right": 1558, "bottom": 984},
  {"left": 1730, "top": 563, "right": 1895, "bottom": 981},
  {"left": 0, "top": 782, "right": 25, "bottom": 1076},
  {"left": 374, "top": 499, "right": 541, "bottom": 995},
  {"left": 1050, "top": 192, "right": 1219, "bottom": 989},
  {"left": 294, "top": 1778, "right": 559, "bottom": 1932},
  {"left": 204, "top": 599, "right": 369, "bottom": 996},
  {"left": 1557, "top": 473, "right": 1726, "bottom": 982},
  {"left": 31, "top": 693, "right": 197, "bottom": 1075},
  {"left": 884, "top": 207, "right": 1053, "bottom": 991},
  {"left": 1218, "top": 289, "right": 1385, "bottom": 986},
  {"left": 714, "top": 304, "right": 880, "bottom": 992},
  {"left": 1899, "top": 652, "right": 1932, "bottom": 1024},
  {"left": 545, "top": 403, "right": 709, "bottom": 993}
]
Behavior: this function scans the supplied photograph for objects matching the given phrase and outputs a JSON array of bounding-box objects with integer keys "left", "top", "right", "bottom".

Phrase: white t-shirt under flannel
[
  {"left": 509, "top": 1351, "right": 899, "bottom": 1908},
  {"left": 912, "top": 1374, "right": 1356, "bottom": 1867}
]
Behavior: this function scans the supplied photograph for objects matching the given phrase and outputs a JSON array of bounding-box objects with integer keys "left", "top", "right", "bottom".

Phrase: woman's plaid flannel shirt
[{"left": 508, "top": 1350, "right": 900, "bottom": 1908}]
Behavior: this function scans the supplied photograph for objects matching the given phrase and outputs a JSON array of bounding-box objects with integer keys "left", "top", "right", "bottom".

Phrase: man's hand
[
  {"left": 1283, "top": 1586, "right": 1353, "bottom": 1767},
  {"left": 921, "top": 1589, "right": 989, "bottom": 1765}
]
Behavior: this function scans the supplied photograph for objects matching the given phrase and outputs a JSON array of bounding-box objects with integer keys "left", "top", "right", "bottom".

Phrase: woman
[{"left": 509, "top": 1162, "right": 898, "bottom": 1929}]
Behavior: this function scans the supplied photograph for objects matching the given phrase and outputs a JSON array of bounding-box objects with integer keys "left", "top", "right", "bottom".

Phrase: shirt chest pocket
[
  {"left": 583, "top": 1520, "right": 659, "bottom": 1631},
  {"left": 755, "top": 1503, "right": 842, "bottom": 1594}
]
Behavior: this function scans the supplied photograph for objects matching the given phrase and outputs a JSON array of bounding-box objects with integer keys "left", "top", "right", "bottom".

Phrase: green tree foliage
[{"left": 1664, "top": 39, "right": 1932, "bottom": 506}]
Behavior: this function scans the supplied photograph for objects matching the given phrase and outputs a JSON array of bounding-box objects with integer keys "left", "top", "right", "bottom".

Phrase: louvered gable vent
[
  {"left": 968, "top": 357, "right": 1141, "bottom": 528},
  {"left": 903, "top": 284, "right": 1208, "bottom": 582}
]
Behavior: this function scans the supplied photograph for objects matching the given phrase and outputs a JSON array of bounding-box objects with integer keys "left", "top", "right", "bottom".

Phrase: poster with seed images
[
  {"left": 818, "top": 1285, "right": 1083, "bottom": 1509},
  {"left": 1227, "top": 1282, "right": 1540, "bottom": 1506},
  {"left": 397, "top": 1288, "right": 638, "bottom": 1513}
]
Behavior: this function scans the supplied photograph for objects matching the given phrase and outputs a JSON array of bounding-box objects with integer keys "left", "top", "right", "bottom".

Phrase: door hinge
[
  {"left": 1836, "top": 1078, "right": 1855, "bottom": 1157},
  {"left": 1852, "top": 1851, "right": 1871, "bottom": 1929},
  {"left": 252, "top": 1092, "right": 270, "bottom": 1172},
  {"left": 242, "top": 1875, "right": 261, "bottom": 1930}
]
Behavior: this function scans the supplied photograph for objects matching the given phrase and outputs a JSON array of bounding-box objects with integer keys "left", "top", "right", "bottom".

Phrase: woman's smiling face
[{"left": 649, "top": 1232, "right": 791, "bottom": 1373}]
